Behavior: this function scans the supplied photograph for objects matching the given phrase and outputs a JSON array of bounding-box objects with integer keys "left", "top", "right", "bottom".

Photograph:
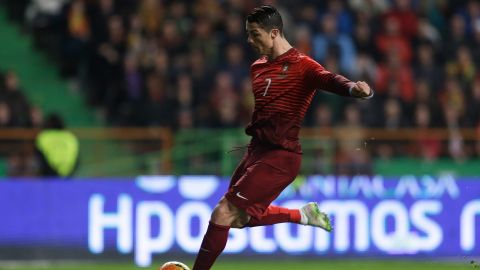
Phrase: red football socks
[
  {"left": 245, "top": 205, "right": 301, "bottom": 227},
  {"left": 193, "top": 206, "right": 300, "bottom": 269},
  {"left": 192, "top": 222, "right": 230, "bottom": 270}
]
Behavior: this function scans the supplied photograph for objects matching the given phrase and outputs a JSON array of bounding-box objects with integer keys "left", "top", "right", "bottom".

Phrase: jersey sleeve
[{"left": 303, "top": 57, "right": 354, "bottom": 96}]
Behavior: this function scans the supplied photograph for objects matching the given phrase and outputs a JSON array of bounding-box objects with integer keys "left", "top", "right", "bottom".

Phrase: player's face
[{"left": 246, "top": 22, "right": 274, "bottom": 55}]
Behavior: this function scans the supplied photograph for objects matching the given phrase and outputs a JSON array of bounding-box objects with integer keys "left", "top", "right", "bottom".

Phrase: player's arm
[
  {"left": 349, "top": 81, "right": 373, "bottom": 99},
  {"left": 304, "top": 58, "right": 374, "bottom": 99}
]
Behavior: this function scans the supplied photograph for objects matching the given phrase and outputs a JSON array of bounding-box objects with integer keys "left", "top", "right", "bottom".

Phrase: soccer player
[{"left": 193, "top": 6, "right": 373, "bottom": 270}]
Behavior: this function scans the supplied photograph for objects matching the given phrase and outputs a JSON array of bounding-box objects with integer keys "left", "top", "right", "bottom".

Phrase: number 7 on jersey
[{"left": 263, "top": 78, "right": 272, "bottom": 96}]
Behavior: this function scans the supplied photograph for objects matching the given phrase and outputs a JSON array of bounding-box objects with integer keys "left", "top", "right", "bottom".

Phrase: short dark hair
[
  {"left": 246, "top": 5, "right": 283, "bottom": 35},
  {"left": 44, "top": 113, "right": 65, "bottom": 129}
]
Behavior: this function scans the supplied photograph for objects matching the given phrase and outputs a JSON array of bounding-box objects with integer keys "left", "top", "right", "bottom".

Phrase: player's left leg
[
  {"left": 193, "top": 197, "right": 248, "bottom": 270},
  {"left": 192, "top": 154, "right": 253, "bottom": 270}
]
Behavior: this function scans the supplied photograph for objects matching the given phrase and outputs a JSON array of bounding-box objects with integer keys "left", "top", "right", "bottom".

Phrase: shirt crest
[{"left": 279, "top": 63, "right": 289, "bottom": 78}]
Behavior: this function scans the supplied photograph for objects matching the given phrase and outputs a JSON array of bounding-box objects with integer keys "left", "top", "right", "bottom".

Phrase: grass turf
[{"left": 0, "top": 259, "right": 474, "bottom": 270}]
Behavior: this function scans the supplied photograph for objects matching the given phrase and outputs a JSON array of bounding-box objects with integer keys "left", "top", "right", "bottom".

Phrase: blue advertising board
[{"left": 0, "top": 175, "right": 479, "bottom": 266}]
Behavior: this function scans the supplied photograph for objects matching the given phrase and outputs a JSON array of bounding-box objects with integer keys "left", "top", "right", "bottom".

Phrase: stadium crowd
[{"left": 2, "top": 0, "right": 480, "bottom": 175}]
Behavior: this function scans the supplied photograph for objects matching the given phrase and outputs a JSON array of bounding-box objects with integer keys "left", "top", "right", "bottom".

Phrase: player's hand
[{"left": 350, "top": 81, "right": 373, "bottom": 99}]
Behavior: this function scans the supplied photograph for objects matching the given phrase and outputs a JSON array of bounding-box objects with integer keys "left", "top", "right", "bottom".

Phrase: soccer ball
[{"left": 159, "top": 261, "right": 191, "bottom": 270}]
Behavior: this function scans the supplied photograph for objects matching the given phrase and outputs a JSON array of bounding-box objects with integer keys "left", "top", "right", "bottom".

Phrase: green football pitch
[{"left": 0, "top": 259, "right": 476, "bottom": 270}]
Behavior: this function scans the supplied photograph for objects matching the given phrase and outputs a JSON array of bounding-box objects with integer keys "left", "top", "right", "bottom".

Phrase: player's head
[{"left": 246, "top": 5, "right": 284, "bottom": 55}]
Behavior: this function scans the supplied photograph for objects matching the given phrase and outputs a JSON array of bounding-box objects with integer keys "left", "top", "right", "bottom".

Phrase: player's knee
[
  {"left": 231, "top": 213, "right": 251, "bottom": 228},
  {"left": 211, "top": 197, "right": 238, "bottom": 226}
]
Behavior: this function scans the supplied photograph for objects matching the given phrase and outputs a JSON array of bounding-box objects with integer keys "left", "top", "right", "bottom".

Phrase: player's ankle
[{"left": 299, "top": 209, "right": 308, "bottom": 224}]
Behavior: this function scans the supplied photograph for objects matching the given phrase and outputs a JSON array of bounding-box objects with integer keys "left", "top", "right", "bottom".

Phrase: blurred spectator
[
  {"left": 34, "top": 114, "right": 79, "bottom": 177},
  {"left": 208, "top": 72, "right": 240, "bottom": 128},
  {"left": 313, "top": 13, "right": 356, "bottom": 75},
  {"left": 413, "top": 104, "right": 441, "bottom": 161},
  {"left": 175, "top": 73, "right": 195, "bottom": 129},
  {"left": 351, "top": 52, "right": 377, "bottom": 83},
  {"left": 222, "top": 43, "right": 249, "bottom": 89},
  {"left": 417, "top": 0, "right": 448, "bottom": 37},
  {"left": 160, "top": 19, "right": 187, "bottom": 56},
  {"left": 168, "top": 1, "right": 191, "bottom": 36},
  {"left": 310, "top": 103, "right": 334, "bottom": 174},
  {"left": 295, "top": 4, "right": 318, "bottom": 31},
  {"left": 178, "top": 109, "right": 194, "bottom": 130},
  {"left": 352, "top": 19, "right": 378, "bottom": 58},
  {"left": 443, "top": 105, "right": 466, "bottom": 162},
  {"left": 381, "top": 98, "right": 409, "bottom": 130},
  {"left": 189, "top": 49, "right": 214, "bottom": 112},
  {"left": 413, "top": 42, "right": 443, "bottom": 91},
  {"left": 293, "top": 25, "right": 313, "bottom": 56},
  {"left": 59, "top": 0, "right": 91, "bottom": 78},
  {"left": 6, "top": 153, "right": 27, "bottom": 177},
  {"left": 135, "top": 73, "right": 176, "bottom": 127},
  {"left": 92, "top": 0, "right": 117, "bottom": 40},
  {"left": 312, "top": 103, "right": 334, "bottom": 128},
  {"left": 220, "top": 12, "right": 247, "bottom": 51},
  {"left": 3, "top": 71, "right": 31, "bottom": 127},
  {"left": 138, "top": 0, "right": 163, "bottom": 37},
  {"left": 439, "top": 77, "right": 466, "bottom": 124},
  {"left": 376, "top": 49, "right": 414, "bottom": 102},
  {"left": 126, "top": 14, "right": 145, "bottom": 57},
  {"left": 190, "top": 18, "right": 220, "bottom": 68},
  {"left": 456, "top": 0, "right": 480, "bottom": 36},
  {"left": 324, "top": 0, "right": 354, "bottom": 34},
  {"left": 0, "top": 102, "right": 13, "bottom": 127},
  {"left": 25, "top": 0, "right": 67, "bottom": 53},
  {"left": 0, "top": 70, "right": 43, "bottom": 177},
  {"left": 382, "top": 0, "right": 418, "bottom": 39},
  {"left": 375, "top": 97, "right": 408, "bottom": 159},
  {"left": 29, "top": 106, "right": 44, "bottom": 128},
  {"left": 375, "top": 16, "right": 413, "bottom": 64},
  {"left": 123, "top": 53, "right": 143, "bottom": 103},
  {"left": 334, "top": 104, "right": 372, "bottom": 175},
  {"left": 446, "top": 45, "right": 477, "bottom": 88},
  {"left": 193, "top": 0, "right": 223, "bottom": 23},
  {"left": 413, "top": 79, "right": 443, "bottom": 126},
  {"left": 466, "top": 77, "right": 480, "bottom": 127},
  {"left": 238, "top": 77, "right": 254, "bottom": 125},
  {"left": 443, "top": 14, "right": 469, "bottom": 60},
  {"left": 93, "top": 15, "right": 127, "bottom": 119}
]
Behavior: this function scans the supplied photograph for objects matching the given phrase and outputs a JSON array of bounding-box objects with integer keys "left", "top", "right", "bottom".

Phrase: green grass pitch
[{"left": 0, "top": 259, "right": 475, "bottom": 270}]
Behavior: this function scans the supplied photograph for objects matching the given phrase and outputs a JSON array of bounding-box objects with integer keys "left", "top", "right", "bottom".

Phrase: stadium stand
[{"left": 1, "top": 0, "right": 480, "bottom": 176}]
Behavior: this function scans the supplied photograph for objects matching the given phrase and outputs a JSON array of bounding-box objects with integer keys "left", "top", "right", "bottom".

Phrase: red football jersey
[{"left": 245, "top": 48, "right": 354, "bottom": 153}]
